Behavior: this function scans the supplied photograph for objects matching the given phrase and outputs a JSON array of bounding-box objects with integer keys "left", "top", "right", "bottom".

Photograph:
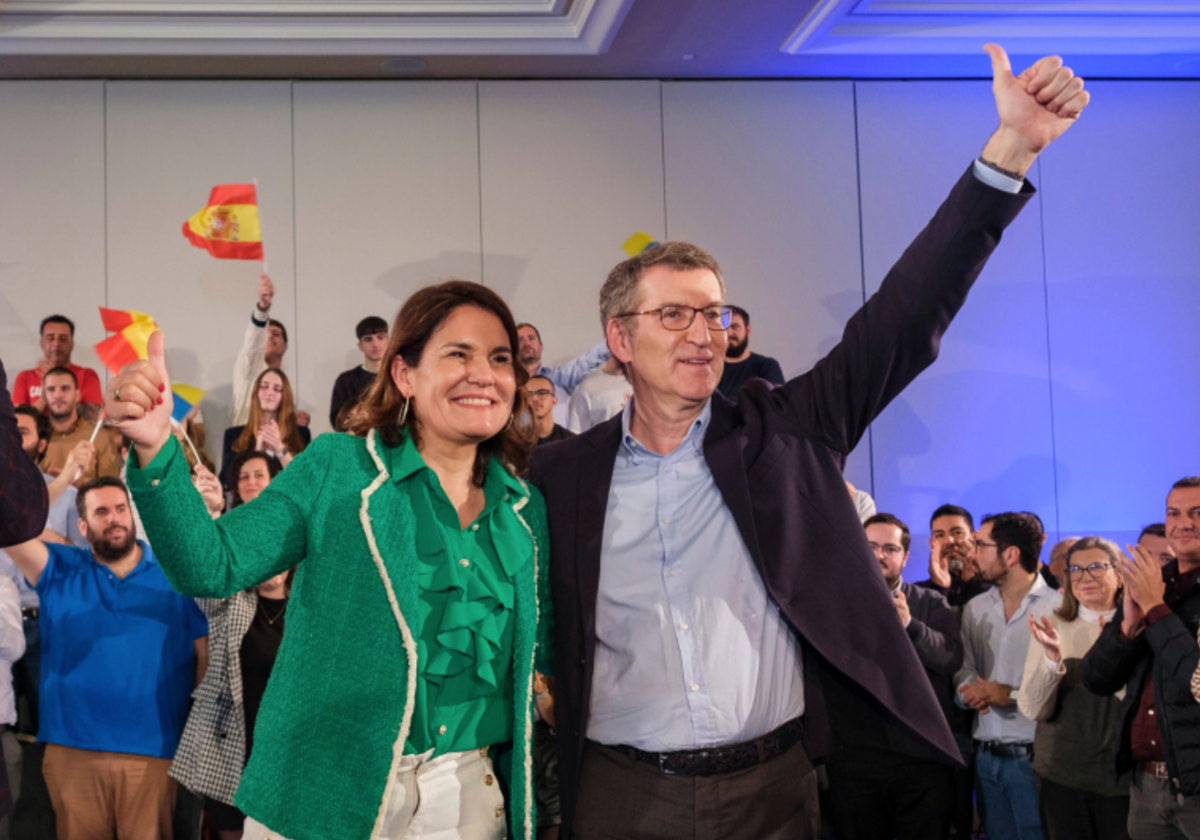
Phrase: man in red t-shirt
[{"left": 12, "top": 316, "right": 103, "bottom": 422}]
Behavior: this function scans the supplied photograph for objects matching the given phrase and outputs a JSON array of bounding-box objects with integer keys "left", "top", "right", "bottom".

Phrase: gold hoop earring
[
  {"left": 502, "top": 413, "right": 515, "bottom": 433},
  {"left": 398, "top": 396, "right": 411, "bottom": 426}
]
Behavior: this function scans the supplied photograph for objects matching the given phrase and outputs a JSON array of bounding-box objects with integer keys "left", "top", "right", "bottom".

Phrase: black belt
[
  {"left": 21, "top": 607, "right": 37, "bottom": 620},
  {"left": 979, "top": 740, "right": 1033, "bottom": 758},
  {"left": 613, "top": 717, "right": 804, "bottom": 777}
]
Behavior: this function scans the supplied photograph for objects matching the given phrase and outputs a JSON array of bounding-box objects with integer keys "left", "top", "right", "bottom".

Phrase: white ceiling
[{"left": 1, "top": 0, "right": 1198, "bottom": 78}]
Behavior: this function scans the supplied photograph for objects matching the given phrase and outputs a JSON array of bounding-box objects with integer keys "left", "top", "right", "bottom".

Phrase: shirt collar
[
  {"left": 620, "top": 396, "right": 711, "bottom": 461},
  {"left": 89, "top": 539, "right": 157, "bottom": 571},
  {"left": 384, "top": 429, "right": 528, "bottom": 500}
]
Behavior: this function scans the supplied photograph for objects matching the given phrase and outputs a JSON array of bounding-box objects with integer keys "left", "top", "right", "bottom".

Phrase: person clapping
[{"left": 220, "top": 368, "right": 308, "bottom": 487}]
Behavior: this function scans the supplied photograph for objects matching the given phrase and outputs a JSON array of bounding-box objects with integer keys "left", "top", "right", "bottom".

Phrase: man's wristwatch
[{"left": 978, "top": 156, "right": 1025, "bottom": 182}]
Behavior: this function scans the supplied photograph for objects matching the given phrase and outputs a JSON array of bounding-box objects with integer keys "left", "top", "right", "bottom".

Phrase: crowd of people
[{"left": 4, "top": 42, "right": 1187, "bottom": 840}]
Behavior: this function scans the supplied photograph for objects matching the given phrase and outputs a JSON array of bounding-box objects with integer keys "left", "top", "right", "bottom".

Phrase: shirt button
[
  {"left": 691, "top": 684, "right": 699, "bottom": 692},
  {"left": 679, "top": 622, "right": 688, "bottom": 631},
  {"left": 472, "top": 524, "right": 480, "bottom": 532},
  {"left": 439, "top": 725, "right": 447, "bottom": 735},
  {"left": 668, "top": 569, "right": 676, "bottom": 576},
  {"left": 460, "top": 559, "right": 470, "bottom": 568},
  {"left": 662, "top": 518, "right": 670, "bottom": 525},
  {"left": 1150, "top": 710, "right": 1155, "bottom": 716},
  {"left": 494, "top": 806, "right": 504, "bottom": 819},
  {"left": 484, "top": 774, "right": 494, "bottom": 786},
  {"left": 151, "top": 479, "right": 160, "bottom": 487}
]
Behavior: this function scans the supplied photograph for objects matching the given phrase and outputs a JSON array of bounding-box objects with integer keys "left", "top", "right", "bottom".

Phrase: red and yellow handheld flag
[
  {"left": 95, "top": 307, "right": 160, "bottom": 374},
  {"left": 182, "top": 184, "right": 263, "bottom": 260}
]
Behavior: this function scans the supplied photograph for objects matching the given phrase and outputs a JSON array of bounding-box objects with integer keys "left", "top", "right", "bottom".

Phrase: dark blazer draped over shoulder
[{"left": 530, "top": 166, "right": 1034, "bottom": 837}]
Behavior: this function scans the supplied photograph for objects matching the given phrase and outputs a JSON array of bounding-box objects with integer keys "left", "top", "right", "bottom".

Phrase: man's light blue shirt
[
  {"left": 0, "top": 473, "right": 86, "bottom": 610},
  {"left": 587, "top": 398, "right": 805, "bottom": 752},
  {"left": 536, "top": 340, "right": 610, "bottom": 395}
]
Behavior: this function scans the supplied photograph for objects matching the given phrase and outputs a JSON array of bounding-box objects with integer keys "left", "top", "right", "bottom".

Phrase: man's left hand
[
  {"left": 980, "top": 44, "right": 1090, "bottom": 177},
  {"left": 1119, "top": 543, "right": 1166, "bottom": 615},
  {"left": 893, "top": 588, "right": 911, "bottom": 626},
  {"left": 296, "top": 410, "right": 311, "bottom": 428}
]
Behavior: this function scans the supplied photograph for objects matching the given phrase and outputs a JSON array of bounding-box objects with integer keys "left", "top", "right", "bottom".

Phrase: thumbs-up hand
[
  {"left": 105, "top": 330, "right": 174, "bottom": 464},
  {"left": 980, "top": 44, "right": 1089, "bottom": 178}
]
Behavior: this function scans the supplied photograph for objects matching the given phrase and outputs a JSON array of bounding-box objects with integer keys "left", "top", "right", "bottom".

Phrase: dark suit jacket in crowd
[
  {"left": 529, "top": 166, "right": 1033, "bottom": 836},
  {"left": 902, "top": 581, "right": 965, "bottom": 733},
  {"left": 0, "top": 359, "right": 49, "bottom": 548}
]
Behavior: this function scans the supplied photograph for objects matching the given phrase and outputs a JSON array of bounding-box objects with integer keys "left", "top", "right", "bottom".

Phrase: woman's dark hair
[
  {"left": 1056, "top": 536, "right": 1122, "bottom": 621},
  {"left": 228, "top": 450, "right": 283, "bottom": 508},
  {"left": 348, "top": 280, "right": 536, "bottom": 485}
]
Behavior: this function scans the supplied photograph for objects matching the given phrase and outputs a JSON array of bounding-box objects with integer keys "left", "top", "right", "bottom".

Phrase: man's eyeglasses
[
  {"left": 1066, "top": 562, "right": 1112, "bottom": 579},
  {"left": 617, "top": 305, "right": 733, "bottom": 332},
  {"left": 526, "top": 389, "right": 555, "bottom": 399},
  {"left": 869, "top": 542, "right": 905, "bottom": 557}
]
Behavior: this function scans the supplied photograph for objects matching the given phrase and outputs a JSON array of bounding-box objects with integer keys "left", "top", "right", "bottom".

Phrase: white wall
[{"left": 2, "top": 78, "right": 1196, "bottom": 577}]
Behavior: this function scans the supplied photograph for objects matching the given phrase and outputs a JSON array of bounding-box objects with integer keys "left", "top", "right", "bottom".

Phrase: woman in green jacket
[{"left": 103, "top": 281, "right": 553, "bottom": 840}]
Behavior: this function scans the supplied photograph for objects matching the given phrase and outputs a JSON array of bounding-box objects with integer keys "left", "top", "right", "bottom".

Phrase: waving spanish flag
[
  {"left": 182, "top": 184, "right": 264, "bottom": 260},
  {"left": 95, "top": 307, "right": 160, "bottom": 374}
]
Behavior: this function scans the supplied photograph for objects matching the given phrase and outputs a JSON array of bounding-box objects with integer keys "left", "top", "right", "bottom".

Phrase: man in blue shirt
[
  {"left": 4, "top": 476, "right": 208, "bottom": 838},
  {"left": 531, "top": 46, "right": 1091, "bottom": 839}
]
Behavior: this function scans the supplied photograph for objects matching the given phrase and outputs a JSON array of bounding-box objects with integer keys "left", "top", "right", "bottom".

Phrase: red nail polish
[
  {"left": 157, "top": 396, "right": 164, "bottom": 405},
  {"left": 159, "top": 384, "right": 165, "bottom": 393}
]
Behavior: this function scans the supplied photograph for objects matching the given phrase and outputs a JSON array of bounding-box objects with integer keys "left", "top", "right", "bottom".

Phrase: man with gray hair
[{"left": 531, "top": 46, "right": 1089, "bottom": 839}]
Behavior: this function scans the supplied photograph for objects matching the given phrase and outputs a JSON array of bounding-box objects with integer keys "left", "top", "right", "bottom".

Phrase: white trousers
[{"left": 243, "top": 747, "right": 507, "bottom": 840}]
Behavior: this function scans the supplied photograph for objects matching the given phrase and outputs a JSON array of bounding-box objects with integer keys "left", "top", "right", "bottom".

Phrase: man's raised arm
[{"left": 762, "top": 45, "right": 1089, "bottom": 455}]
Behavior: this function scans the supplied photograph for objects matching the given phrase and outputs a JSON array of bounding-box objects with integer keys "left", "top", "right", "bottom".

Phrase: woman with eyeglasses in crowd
[
  {"left": 173, "top": 449, "right": 288, "bottom": 839},
  {"left": 220, "top": 368, "right": 309, "bottom": 487},
  {"left": 103, "top": 279, "right": 553, "bottom": 840},
  {"left": 1021, "top": 537, "right": 1132, "bottom": 840}
]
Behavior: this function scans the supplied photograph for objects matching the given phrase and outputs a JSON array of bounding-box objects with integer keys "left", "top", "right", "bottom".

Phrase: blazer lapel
[
  {"left": 702, "top": 399, "right": 768, "bottom": 579},
  {"left": 576, "top": 417, "right": 622, "bottom": 642}
]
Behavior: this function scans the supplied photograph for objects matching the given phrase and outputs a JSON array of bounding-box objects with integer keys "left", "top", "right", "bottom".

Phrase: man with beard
[
  {"left": 2, "top": 477, "right": 208, "bottom": 838},
  {"left": 39, "top": 367, "right": 120, "bottom": 487},
  {"left": 825, "top": 513, "right": 961, "bottom": 840},
  {"left": 715, "top": 306, "right": 784, "bottom": 399},
  {"left": 918, "top": 504, "right": 992, "bottom": 609},
  {"left": 955, "top": 512, "right": 1060, "bottom": 840},
  {"left": 12, "top": 316, "right": 103, "bottom": 423},
  {"left": 516, "top": 323, "right": 610, "bottom": 426},
  {"left": 1084, "top": 479, "right": 1200, "bottom": 838},
  {"left": 2, "top": 407, "right": 89, "bottom": 736}
]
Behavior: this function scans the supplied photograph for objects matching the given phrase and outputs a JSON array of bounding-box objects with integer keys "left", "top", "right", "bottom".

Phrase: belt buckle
[
  {"left": 1152, "top": 762, "right": 1169, "bottom": 779},
  {"left": 658, "top": 753, "right": 681, "bottom": 776}
]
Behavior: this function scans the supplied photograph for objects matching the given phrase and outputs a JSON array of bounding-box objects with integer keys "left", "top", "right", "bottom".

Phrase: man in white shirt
[
  {"left": 956, "top": 512, "right": 1061, "bottom": 840},
  {"left": 567, "top": 358, "right": 631, "bottom": 434},
  {"left": 231, "top": 274, "right": 310, "bottom": 429}
]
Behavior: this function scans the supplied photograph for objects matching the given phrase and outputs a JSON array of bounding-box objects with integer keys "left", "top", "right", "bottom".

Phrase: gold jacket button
[
  {"left": 438, "top": 725, "right": 447, "bottom": 735},
  {"left": 494, "top": 806, "right": 504, "bottom": 819},
  {"left": 484, "top": 774, "right": 494, "bottom": 786}
]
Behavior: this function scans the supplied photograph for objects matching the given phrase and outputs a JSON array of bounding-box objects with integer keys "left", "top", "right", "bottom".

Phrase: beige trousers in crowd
[
  {"left": 42, "top": 744, "right": 176, "bottom": 840},
  {"left": 243, "top": 746, "right": 507, "bottom": 840}
]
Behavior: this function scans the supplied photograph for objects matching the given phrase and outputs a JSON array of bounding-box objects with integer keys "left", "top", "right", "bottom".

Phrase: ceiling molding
[
  {"left": 783, "top": 0, "right": 1200, "bottom": 55},
  {"left": 0, "top": 0, "right": 634, "bottom": 55}
]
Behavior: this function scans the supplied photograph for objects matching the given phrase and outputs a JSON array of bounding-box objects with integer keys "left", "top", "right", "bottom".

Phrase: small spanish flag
[
  {"left": 182, "top": 184, "right": 264, "bottom": 260},
  {"left": 95, "top": 307, "right": 159, "bottom": 374},
  {"left": 622, "top": 232, "right": 660, "bottom": 257}
]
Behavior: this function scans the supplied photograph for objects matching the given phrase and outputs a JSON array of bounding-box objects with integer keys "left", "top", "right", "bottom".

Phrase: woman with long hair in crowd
[
  {"left": 1020, "top": 537, "right": 1131, "bottom": 840},
  {"left": 174, "top": 449, "right": 288, "bottom": 840},
  {"left": 104, "top": 280, "right": 552, "bottom": 840},
  {"left": 220, "top": 368, "right": 309, "bottom": 486}
]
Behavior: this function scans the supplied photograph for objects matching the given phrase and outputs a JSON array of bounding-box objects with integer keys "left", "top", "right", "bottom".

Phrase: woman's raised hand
[
  {"left": 1028, "top": 613, "right": 1063, "bottom": 664},
  {"left": 105, "top": 331, "right": 174, "bottom": 464}
]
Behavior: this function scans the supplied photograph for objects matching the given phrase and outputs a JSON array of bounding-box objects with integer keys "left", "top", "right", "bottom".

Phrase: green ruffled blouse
[{"left": 392, "top": 432, "right": 531, "bottom": 756}]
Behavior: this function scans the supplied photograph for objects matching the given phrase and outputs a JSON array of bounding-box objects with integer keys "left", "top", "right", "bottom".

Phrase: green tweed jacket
[{"left": 130, "top": 429, "right": 554, "bottom": 840}]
